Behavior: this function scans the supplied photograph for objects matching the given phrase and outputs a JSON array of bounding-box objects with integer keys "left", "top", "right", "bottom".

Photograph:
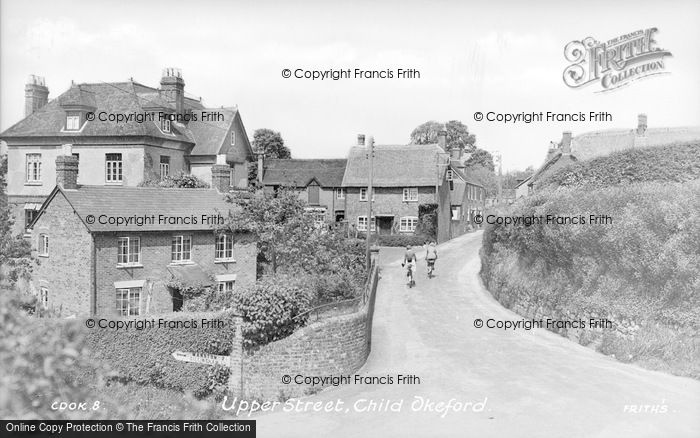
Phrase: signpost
[{"left": 171, "top": 350, "right": 231, "bottom": 367}]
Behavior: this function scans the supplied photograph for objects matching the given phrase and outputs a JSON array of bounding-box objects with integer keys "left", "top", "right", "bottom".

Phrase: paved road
[{"left": 256, "top": 232, "right": 700, "bottom": 437}]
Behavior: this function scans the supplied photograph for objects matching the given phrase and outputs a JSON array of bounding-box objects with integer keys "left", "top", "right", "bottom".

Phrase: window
[
  {"left": 105, "top": 153, "right": 123, "bottom": 183},
  {"left": 451, "top": 206, "right": 462, "bottom": 221},
  {"left": 446, "top": 169, "right": 453, "bottom": 181},
  {"left": 160, "top": 156, "right": 170, "bottom": 180},
  {"left": 357, "top": 216, "right": 376, "bottom": 232},
  {"left": 38, "top": 234, "right": 49, "bottom": 257},
  {"left": 215, "top": 234, "right": 234, "bottom": 261},
  {"left": 66, "top": 115, "right": 80, "bottom": 131},
  {"left": 217, "top": 281, "right": 235, "bottom": 293},
  {"left": 117, "top": 237, "right": 140, "bottom": 265},
  {"left": 230, "top": 131, "right": 236, "bottom": 146},
  {"left": 399, "top": 216, "right": 418, "bottom": 232},
  {"left": 306, "top": 208, "right": 326, "bottom": 227},
  {"left": 25, "top": 154, "right": 41, "bottom": 182},
  {"left": 403, "top": 187, "right": 418, "bottom": 202},
  {"left": 116, "top": 287, "right": 142, "bottom": 316},
  {"left": 359, "top": 188, "right": 374, "bottom": 201},
  {"left": 171, "top": 235, "right": 192, "bottom": 263},
  {"left": 335, "top": 188, "right": 345, "bottom": 199},
  {"left": 25, "top": 208, "right": 39, "bottom": 230},
  {"left": 161, "top": 118, "right": 171, "bottom": 133},
  {"left": 40, "top": 287, "right": 49, "bottom": 310}
]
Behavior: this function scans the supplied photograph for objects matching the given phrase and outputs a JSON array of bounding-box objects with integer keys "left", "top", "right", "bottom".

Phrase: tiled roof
[
  {"left": 262, "top": 159, "right": 347, "bottom": 187},
  {"left": 38, "top": 186, "right": 235, "bottom": 233},
  {"left": 1, "top": 82, "right": 194, "bottom": 143},
  {"left": 188, "top": 108, "right": 238, "bottom": 156},
  {"left": 342, "top": 144, "right": 449, "bottom": 187},
  {"left": 451, "top": 166, "right": 483, "bottom": 187}
]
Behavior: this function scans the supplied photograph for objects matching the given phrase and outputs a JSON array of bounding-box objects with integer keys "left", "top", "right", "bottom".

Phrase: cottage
[
  {"left": 1, "top": 69, "right": 254, "bottom": 236},
  {"left": 341, "top": 134, "right": 452, "bottom": 243},
  {"left": 447, "top": 166, "right": 486, "bottom": 236},
  {"left": 260, "top": 157, "right": 347, "bottom": 224},
  {"left": 527, "top": 131, "right": 578, "bottom": 193},
  {"left": 29, "top": 148, "right": 255, "bottom": 317}
]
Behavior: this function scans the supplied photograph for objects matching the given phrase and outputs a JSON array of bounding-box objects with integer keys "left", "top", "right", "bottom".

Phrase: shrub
[
  {"left": 138, "top": 172, "right": 210, "bottom": 188},
  {"left": 83, "top": 310, "right": 239, "bottom": 398},
  {"left": 375, "top": 234, "right": 431, "bottom": 247},
  {"left": 233, "top": 275, "right": 313, "bottom": 347}
]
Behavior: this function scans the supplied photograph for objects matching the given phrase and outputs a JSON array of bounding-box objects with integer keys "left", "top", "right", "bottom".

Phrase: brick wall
[
  {"left": 239, "top": 263, "right": 380, "bottom": 400},
  {"left": 345, "top": 186, "right": 436, "bottom": 232},
  {"left": 94, "top": 231, "right": 256, "bottom": 316},
  {"left": 31, "top": 193, "right": 94, "bottom": 316}
]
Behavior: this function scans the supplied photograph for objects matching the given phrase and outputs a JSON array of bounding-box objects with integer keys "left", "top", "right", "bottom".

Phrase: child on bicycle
[
  {"left": 402, "top": 245, "right": 417, "bottom": 285},
  {"left": 426, "top": 241, "right": 438, "bottom": 276}
]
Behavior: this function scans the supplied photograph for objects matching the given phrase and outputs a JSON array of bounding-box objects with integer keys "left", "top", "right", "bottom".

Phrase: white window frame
[
  {"left": 40, "top": 287, "right": 49, "bottom": 310},
  {"left": 399, "top": 216, "right": 418, "bottom": 232},
  {"left": 216, "top": 274, "right": 237, "bottom": 293},
  {"left": 446, "top": 169, "right": 453, "bottom": 181},
  {"left": 66, "top": 115, "right": 80, "bottom": 131},
  {"left": 357, "top": 215, "right": 376, "bottom": 232},
  {"left": 215, "top": 234, "right": 235, "bottom": 261},
  {"left": 306, "top": 207, "right": 326, "bottom": 228},
  {"left": 451, "top": 206, "right": 461, "bottom": 221},
  {"left": 359, "top": 187, "right": 374, "bottom": 202},
  {"left": 25, "top": 154, "right": 42, "bottom": 183},
  {"left": 230, "top": 131, "right": 236, "bottom": 146},
  {"left": 160, "top": 156, "right": 170, "bottom": 180},
  {"left": 38, "top": 233, "right": 49, "bottom": 257},
  {"left": 117, "top": 236, "right": 141, "bottom": 266},
  {"left": 105, "top": 153, "right": 123, "bottom": 183},
  {"left": 335, "top": 188, "right": 345, "bottom": 200},
  {"left": 171, "top": 235, "right": 192, "bottom": 263},
  {"left": 402, "top": 187, "right": 418, "bottom": 202},
  {"left": 116, "top": 287, "right": 142, "bottom": 316},
  {"left": 160, "top": 118, "right": 171, "bottom": 133}
]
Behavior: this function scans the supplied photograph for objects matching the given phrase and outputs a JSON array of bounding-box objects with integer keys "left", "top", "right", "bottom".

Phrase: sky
[{"left": 1, "top": 0, "right": 699, "bottom": 171}]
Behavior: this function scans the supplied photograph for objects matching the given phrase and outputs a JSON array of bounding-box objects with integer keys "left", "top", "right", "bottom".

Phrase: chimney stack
[
  {"left": 357, "top": 134, "right": 365, "bottom": 146},
  {"left": 25, "top": 75, "right": 49, "bottom": 117},
  {"left": 56, "top": 144, "right": 78, "bottom": 190},
  {"left": 160, "top": 68, "right": 185, "bottom": 115},
  {"left": 256, "top": 152, "right": 265, "bottom": 184},
  {"left": 561, "top": 131, "right": 572, "bottom": 154},
  {"left": 211, "top": 154, "right": 231, "bottom": 193},
  {"left": 437, "top": 130, "right": 447, "bottom": 150},
  {"left": 637, "top": 113, "right": 647, "bottom": 135}
]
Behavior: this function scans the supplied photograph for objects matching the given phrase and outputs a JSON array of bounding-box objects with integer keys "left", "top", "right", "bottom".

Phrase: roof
[
  {"left": 528, "top": 152, "right": 577, "bottom": 188},
  {"left": 450, "top": 166, "right": 483, "bottom": 187},
  {"left": 514, "top": 176, "right": 532, "bottom": 189},
  {"left": 1, "top": 82, "right": 195, "bottom": 143},
  {"left": 342, "top": 144, "right": 449, "bottom": 187},
  {"left": 262, "top": 159, "right": 347, "bottom": 187},
  {"left": 571, "top": 126, "right": 700, "bottom": 161},
  {"left": 34, "top": 185, "right": 235, "bottom": 233},
  {"left": 188, "top": 107, "right": 239, "bottom": 156}
]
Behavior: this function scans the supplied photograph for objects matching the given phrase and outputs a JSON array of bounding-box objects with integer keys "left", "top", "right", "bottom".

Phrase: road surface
[{"left": 255, "top": 232, "right": 700, "bottom": 437}]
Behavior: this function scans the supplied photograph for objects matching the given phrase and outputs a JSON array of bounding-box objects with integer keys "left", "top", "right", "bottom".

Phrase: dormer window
[
  {"left": 66, "top": 114, "right": 80, "bottom": 131},
  {"left": 161, "top": 118, "right": 171, "bottom": 133}
]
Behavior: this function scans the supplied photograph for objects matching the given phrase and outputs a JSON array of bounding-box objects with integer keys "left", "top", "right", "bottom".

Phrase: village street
[{"left": 256, "top": 232, "right": 700, "bottom": 437}]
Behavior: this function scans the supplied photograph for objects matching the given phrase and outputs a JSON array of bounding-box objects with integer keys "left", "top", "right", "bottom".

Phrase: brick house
[
  {"left": 260, "top": 158, "right": 348, "bottom": 225},
  {"left": 29, "top": 149, "right": 255, "bottom": 317},
  {"left": 446, "top": 165, "right": 486, "bottom": 236},
  {"left": 0, "top": 69, "right": 254, "bottom": 236},
  {"left": 341, "top": 134, "right": 452, "bottom": 243}
]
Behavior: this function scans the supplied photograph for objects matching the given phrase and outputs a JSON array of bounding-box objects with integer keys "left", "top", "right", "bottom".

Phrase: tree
[
  {"left": 466, "top": 165, "right": 498, "bottom": 198},
  {"left": 0, "top": 155, "right": 33, "bottom": 285},
  {"left": 464, "top": 148, "right": 495, "bottom": 172},
  {"left": 252, "top": 128, "right": 290, "bottom": 159},
  {"left": 445, "top": 120, "right": 477, "bottom": 153},
  {"left": 410, "top": 120, "right": 476, "bottom": 152},
  {"left": 502, "top": 166, "right": 534, "bottom": 189}
]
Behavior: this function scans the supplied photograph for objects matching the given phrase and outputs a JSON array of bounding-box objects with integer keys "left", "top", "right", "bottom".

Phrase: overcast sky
[{"left": 2, "top": 0, "right": 698, "bottom": 170}]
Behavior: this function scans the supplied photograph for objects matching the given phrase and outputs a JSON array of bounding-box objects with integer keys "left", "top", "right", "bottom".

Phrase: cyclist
[
  {"left": 401, "top": 245, "right": 417, "bottom": 287},
  {"left": 426, "top": 241, "right": 438, "bottom": 277}
]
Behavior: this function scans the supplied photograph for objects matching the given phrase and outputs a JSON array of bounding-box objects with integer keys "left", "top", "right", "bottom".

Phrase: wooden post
[{"left": 366, "top": 136, "right": 375, "bottom": 269}]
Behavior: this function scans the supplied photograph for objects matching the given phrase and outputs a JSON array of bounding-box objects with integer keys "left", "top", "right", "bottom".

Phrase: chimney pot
[
  {"left": 160, "top": 67, "right": 185, "bottom": 115},
  {"left": 25, "top": 75, "right": 49, "bottom": 117},
  {"left": 357, "top": 134, "right": 365, "bottom": 146}
]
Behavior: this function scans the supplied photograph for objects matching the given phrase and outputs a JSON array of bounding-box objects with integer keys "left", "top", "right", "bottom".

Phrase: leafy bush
[
  {"left": 233, "top": 275, "right": 313, "bottom": 347},
  {"left": 0, "top": 293, "right": 128, "bottom": 419},
  {"left": 374, "top": 234, "right": 431, "bottom": 247},
  {"left": 138, "top": 172, "right": 210, "bottom": 188},
  {"left": 83, "top": 310, "right": 238, "bottom": 398},
  {"left": 538, "top": 142, "right": 700, "bottom": 190},
  {"left": 480, "top": 180, "right": 700, "bottom": 377}
]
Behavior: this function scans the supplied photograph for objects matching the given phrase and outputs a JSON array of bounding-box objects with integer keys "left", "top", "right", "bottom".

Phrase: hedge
[{"left": 82, "top": 310, "right": 239, "bottom": 398}]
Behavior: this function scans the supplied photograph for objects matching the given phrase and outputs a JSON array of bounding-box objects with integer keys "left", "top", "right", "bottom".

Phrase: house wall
[
  {"left": 31, "top": 193, "right": 93, "bottom": 316},
  {"left": 451, "top": 183, "right": 486, "bottom": 237},
  {"left": 93, "top": 231, "right": 256, "bottom": 316},
  {"left": 436, "top": 181, "right": 452, "bottom": 243},
  {"left": 143, "top": 144, "right": 190, "bottom": 181},
  {"left": 345, "top": 186, "right": 436, "bottom": 233},
  {"left": 223, "top": 113, "right": 252, "bottom": 165}
]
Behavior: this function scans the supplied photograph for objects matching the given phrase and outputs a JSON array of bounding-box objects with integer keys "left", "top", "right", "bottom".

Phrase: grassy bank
[{"left": 480, "top": 180, "right": 700, "bottom": 378}]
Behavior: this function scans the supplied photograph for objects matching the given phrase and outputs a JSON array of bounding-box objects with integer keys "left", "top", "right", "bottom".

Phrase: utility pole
[
  {"left": 366, "top": 135, "right": 375, "bottom": 268},
  {"left": 493, "top": 150, "right": 502, "bottom": 204}
]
